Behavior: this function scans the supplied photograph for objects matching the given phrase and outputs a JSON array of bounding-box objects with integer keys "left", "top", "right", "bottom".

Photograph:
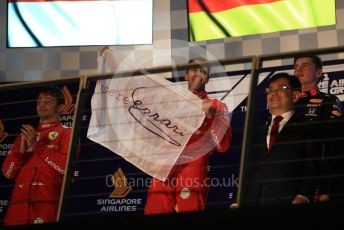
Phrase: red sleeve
[
  {"left": 210, "top": 99, "right": 232, "bottom": 153},
  {"left": 2, "top": 135, "right": 30, "bottom": 179},
  {"left": 37, "top": 128, "right": 72, "bottom": 175}
]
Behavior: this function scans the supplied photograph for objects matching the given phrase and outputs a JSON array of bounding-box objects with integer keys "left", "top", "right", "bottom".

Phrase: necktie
[{"left": 269, "top": 116, "right": 283, "bottom": 152}]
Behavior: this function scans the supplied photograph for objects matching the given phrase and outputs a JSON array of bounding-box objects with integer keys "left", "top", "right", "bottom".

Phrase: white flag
[{"left": 88, "top": 56, "right": 205, "bottom": 181}]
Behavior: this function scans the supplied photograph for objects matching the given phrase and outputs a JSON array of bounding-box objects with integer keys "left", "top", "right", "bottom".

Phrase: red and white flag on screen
[
  {"left": 87, "top": 51, "right": 205, "bottom": 181},
  {"left": 7, "top": 0, "right": 152, "bottom": 47}
]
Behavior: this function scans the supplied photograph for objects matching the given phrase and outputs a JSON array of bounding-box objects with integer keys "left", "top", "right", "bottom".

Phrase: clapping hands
[{"left": 19, "top": 124, "right": 36, "bottom": 153}]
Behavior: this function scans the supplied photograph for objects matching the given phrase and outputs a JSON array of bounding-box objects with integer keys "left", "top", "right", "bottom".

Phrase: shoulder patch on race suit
[
  {"left": 48, "top": 131, "right": 59, "bottom": 140},
  {"left": 332, "top": 110, "right": 342, "bottom": 117},
  {"left": 180, "top": 187, "right": 191, "bottom": 199},
  {"left": 309, "top": 99, "right": 323, "bottom": 103}
]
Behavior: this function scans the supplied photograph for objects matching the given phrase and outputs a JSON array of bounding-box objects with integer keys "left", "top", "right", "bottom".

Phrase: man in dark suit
[{"left": 242, "top": 72, "right": 321, "bottom": 207}]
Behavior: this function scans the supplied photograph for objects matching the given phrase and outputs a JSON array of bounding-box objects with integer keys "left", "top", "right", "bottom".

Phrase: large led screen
[
  {"left": 7, "top": 0, "right": 153, "bottom": 48},
  {"left": 188, "top": 0, "right": 336, "bottom": 42}
]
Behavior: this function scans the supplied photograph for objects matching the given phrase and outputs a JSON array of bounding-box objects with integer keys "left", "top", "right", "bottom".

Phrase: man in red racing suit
[
  {"left": 144, "top": 58, "right": 232, "bottom": 214},
  {"left": 2, "top": 85, "right": 72, "bottom": 226}
]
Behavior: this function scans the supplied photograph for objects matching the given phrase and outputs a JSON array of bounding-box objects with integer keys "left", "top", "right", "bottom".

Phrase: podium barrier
[{"left": 0, "top": 46, "right": 344, "bottom": 227}]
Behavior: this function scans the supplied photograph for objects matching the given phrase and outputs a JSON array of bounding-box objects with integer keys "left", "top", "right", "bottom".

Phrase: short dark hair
[
  {"left": 38, "top": 85, "right": 65, "bottom": 105},
  {"left": 188, "top": 57, "right": 207, "bottom": 64},
  {"left": 293, "top": 54, "right": 323, "bottom": 69},
  {"left": 268, "top": 72, "right": 301, "bottom": 92},
  {"left": 187, "top": 57, "right": 210, "bottom": 75}
]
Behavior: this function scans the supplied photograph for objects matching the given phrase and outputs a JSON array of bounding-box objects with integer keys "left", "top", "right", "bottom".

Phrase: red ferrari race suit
[
  {"left": 2, "top": 121, "right": 71, "bottom": 226},
  {"left": 144, "top": 92, "right": 232, "bottom": 214}
]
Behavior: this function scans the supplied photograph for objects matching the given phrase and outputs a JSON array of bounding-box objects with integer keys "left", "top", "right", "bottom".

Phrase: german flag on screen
[{"left": 188, "top": 0, "right": 336, "bottom": 42}]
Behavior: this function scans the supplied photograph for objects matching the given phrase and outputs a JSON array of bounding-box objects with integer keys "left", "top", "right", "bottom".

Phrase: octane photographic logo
[
  {"left": 91, "top": 39, "right": 234, "bottom": 176},
  {"left": 0, "top": 120, "right": 8, "bottom": 143}
]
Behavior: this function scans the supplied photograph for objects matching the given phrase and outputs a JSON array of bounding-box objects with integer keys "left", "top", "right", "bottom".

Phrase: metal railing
[{"left": 1, "top": 45, "right": 344, "bottom": 226}]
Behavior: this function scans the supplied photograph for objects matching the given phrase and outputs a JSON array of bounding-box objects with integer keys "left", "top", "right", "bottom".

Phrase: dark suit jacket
[{"left": 242, "top": 112, "right": 322, "bottom": 207}]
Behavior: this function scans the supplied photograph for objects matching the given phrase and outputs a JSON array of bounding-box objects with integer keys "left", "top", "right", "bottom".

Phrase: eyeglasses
[{"left": 265, "top": 85, "right": 292, "bottom": 94}]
